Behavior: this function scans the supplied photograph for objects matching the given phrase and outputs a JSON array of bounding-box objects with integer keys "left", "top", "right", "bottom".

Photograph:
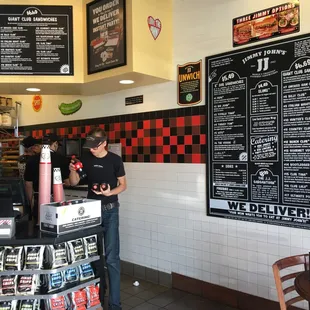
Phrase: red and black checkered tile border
[{"left": 21, "top": 106, "right": 206, "bottom": 164}]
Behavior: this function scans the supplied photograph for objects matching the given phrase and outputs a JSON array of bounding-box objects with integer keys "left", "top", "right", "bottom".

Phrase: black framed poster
[
  {"left": 86, "top": 0, "right": 126, "bottom": 74},
  {"left": 0, "top": 5, "right": 73, "bottom": 75},
  {"left": 233, "top": 1, "right": 300, "bottom": 47},
  {"left": 177, "top": 60, "right": 202, "bottom": 106},
  {"left": 207, "top": 33, "right": 310, "bottom": 229}
]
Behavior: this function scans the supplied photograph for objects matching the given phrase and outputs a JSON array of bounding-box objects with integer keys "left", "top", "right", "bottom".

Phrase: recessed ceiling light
[
  {"left": 26, "top": 88, "right": 41, "bottom": 92},
  {"left": 119, "top": 80, "right": 134, "bottom": 84}
]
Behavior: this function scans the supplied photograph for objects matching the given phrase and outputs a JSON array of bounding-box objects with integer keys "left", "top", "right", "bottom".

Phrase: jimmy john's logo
[{"left": 177, "top": 60, "right": 202, "bottom": 106}]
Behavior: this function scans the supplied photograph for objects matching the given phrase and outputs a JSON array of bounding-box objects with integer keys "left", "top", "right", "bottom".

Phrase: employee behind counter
[{"left": 24, "top": 134, "right": 70, "bottom": 222}]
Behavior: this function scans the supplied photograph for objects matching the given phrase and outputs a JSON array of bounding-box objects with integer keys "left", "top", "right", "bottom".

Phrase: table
[{"left": 294, "top": 271, "right": 310, "bottom": 307}]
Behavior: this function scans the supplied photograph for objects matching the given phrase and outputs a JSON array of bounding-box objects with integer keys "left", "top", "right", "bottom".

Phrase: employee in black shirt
[
  {"left": 24, "top": 134, "right": 70, "bottom": 222},
  {"left": 18, "top": 136, "right": 41, "bottom": 179},
  {"left": 69, "top": 128, "right": 127, "bottom": 310}
]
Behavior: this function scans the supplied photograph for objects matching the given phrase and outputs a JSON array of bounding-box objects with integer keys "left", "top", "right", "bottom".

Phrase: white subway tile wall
[{"left": 119, "top": 163, "right": 309, "bottom": 309}]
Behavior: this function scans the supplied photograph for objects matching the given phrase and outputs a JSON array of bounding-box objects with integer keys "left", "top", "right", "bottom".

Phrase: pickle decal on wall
[
  {"left": 147, "top": 16, "right": 162, "bottom": 40},
  {"left": 58, "top": 99, "right": 82, "bottom": 116}
]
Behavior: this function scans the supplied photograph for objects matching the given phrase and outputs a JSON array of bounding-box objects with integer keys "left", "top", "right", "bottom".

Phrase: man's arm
[
  {"left": 63, "top": 178, "right": 71, "bottom": 186},
  {"left": 69, "top": 163, "right": 80, "bottom": 186},
  {"left": 109, "top": 176, "right": 127, "bottom": 196}
]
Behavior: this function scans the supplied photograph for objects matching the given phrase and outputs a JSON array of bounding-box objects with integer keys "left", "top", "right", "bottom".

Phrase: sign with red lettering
[{"left": 233, "top": 1, "right": 300, "bottom": 47}]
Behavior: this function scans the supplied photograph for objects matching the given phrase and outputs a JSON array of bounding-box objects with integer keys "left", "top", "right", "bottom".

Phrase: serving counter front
[{"left": 0, "top": 221, "right": 105, "bottom": 309}]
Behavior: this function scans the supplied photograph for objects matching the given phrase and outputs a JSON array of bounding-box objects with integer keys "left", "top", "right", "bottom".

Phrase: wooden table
[{"left": 295, "top": 271, "right": 310, "bottom": 306}]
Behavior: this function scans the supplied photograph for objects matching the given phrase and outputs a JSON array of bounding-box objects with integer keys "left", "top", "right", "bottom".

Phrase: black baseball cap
[
  {"left": 21, "top": 136, "right": 41, "bottom": 148},
  {"left": 83, "top": 136, "right": 107, "bottom": 149},
  {"left": 43, "top": 133, "right": 62, "bottom": 146}
]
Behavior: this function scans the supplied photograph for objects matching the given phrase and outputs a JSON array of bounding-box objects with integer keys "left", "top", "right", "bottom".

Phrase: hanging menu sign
[
  {"left": 0, "top": 5, "right": 73, "bottom": 75},
  {"left": 233, "top": 1, "right": 300, "bottom": 47},
  {"left": 87, "top": 0, "right": 126, "bottom": 74},
  {"left": 207, "top": 33, "right": 310, "bottom": 229}
]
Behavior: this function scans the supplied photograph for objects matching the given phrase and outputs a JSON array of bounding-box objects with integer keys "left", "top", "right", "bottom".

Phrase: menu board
[
  {"left": 87, "top": 0, "right": 126, "bottom": 74},
  {"left": 207, "top": 33, "right": 310, "bottom": 229},
  {"left": 0, "top": 5, "right": 73, "bottom": 75},
  {"left": 233, "top": 1, "right": 300, "bottom": 47}
]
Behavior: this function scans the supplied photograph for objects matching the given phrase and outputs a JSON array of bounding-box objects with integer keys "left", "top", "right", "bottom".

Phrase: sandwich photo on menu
[
  {"left": 233, "top": 22, "right": 252, "bottom": 45},
  {"left": 252, "top": 15, "right": 278, "bottom": 38},
  {"left": 278, "top": 7, "right": 299, "bottom": 33}
]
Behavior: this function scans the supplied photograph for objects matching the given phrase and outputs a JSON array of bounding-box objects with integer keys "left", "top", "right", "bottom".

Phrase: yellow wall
[
  {"left": 132, "top": 0, "right": 173, "bottom": 80},
  {"left": 0, "top": 0, "right": 84, "bottom": 84}
]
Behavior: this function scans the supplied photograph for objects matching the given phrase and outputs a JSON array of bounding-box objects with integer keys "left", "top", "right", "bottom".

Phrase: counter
[{"left": 0, "top": 221, "right": 106, "bottom": 308}]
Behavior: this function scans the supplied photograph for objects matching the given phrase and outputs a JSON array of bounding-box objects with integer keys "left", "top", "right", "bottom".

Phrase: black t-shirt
[
  {"left": 24, "top": 151, "right": 70, "bottom": 193},
  {"left": 81, "top": 151, "right": 125, "bottom": 205}
]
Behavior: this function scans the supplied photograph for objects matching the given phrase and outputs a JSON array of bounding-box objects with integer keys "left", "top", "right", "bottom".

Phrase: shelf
[
  {"left": 0, "top": 255, "right": 100, "bottom": 276},
  {"left": 0, "top": 277, "right": 100, "bottom": 301},
  {"left": 0, "top": 106, "right": 15, "bottom": 113}
]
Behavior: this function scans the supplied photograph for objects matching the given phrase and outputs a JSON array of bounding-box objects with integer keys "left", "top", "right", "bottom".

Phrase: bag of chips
[
  {"left": 46, "top": 272, "right": 65, "bottom": 293},
  {"left": 85, "top": 284, "right": 100, "bottom": 308},
  {"left": 45, "top": 243, "right": 68, "bottom": 269},
  {"left": 4, "top": 247, "right": 24, "bottom": 271},
  {"left": 70, "top": 290, "right": 87, "bottom": 310},
  {"left": 0, "top": 300, "right": 17, "bottom": 310},
  {"left": 83, "top": 235, "right": 98, "bottom": 257},
  {"left": 78, "top": 263, "right": 94, "bottom": 282},
  {"left": 24, "top": 246, "right": 45, "bottom": 270},
  {"left": 45, "top": 296, "right": 67, "bottom": 310},
  {"left": 67, "top": 239, "right": 86, "bottom": 263},
  {"left": 64, "top": 267, "right": 79, "bottom": 284},
  {"left": 18, "top": 300, "right": 38, "bottom": 310},
  {"left": 0, "top": 247, "right": 6, "bottom": 272},
  {"left": 1, "top": 275, "right": 17, "bottom": 295},
  {"left": 16, "top": 275, "right": 37, "bottom": 295}
]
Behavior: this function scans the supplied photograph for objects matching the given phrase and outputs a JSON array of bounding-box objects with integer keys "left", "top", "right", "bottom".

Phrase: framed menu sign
[
  {"left": 87, "top": 0, "right": 126, "bottom": 74},
  {"left": 0, "top": 5, "right": 73, "bottom": 75},
  {"left": 206, "top": 33, "right": 310, "bottom": 229},
  {"left": 233, "top": 1, "right": 300, "bottom": 47}
]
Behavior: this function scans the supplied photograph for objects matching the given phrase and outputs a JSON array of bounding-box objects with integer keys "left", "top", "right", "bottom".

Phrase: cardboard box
[
  {"left": 0, "top": 218, "right": 15, "bottom": 238},
  {"left": 40, "top": 199, "right": 101, "bottom": 235}
]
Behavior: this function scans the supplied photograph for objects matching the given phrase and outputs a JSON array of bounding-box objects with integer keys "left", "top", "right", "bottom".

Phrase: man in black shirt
[
  {"left": 24, "top": 134, "right": 70, "bottom": 222},
  {"left": 69, "top": 128, "right": 126, "bottom": 310},
  {"left": 18, "top": 136, "right": 41, "bottom": 179}
]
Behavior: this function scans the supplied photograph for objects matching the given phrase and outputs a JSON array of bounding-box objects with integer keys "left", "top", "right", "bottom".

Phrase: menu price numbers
[
  {"left": 221, "top": 72, "right": 235, "bottom": 82},
  {"left": 295, "top": 58, "right": 310, "bottom": 70}
]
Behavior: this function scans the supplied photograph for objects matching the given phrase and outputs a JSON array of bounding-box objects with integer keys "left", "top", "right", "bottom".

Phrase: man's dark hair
[{"left": 88, "top": 127, "right": 107, "bottom": 140}]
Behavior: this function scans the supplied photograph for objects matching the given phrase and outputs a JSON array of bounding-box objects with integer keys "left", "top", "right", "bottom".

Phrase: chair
[{"left": 272, "top": 254, "right": 309, "bottom": 310}]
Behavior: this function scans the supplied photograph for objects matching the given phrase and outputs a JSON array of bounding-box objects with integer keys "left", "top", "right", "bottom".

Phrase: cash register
[{"left": 0, "top": 178, "right": 30, "bottom": 220}]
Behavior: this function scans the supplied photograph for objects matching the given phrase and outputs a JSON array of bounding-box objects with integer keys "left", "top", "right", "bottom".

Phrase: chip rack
[{"left": 0, "top": 221, "right": 106, "bottom": 309}]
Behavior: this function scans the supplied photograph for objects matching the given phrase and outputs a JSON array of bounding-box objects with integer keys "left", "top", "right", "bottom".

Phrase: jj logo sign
[{"left": 257, "top": 57, "right": 270, "bottom": 72}]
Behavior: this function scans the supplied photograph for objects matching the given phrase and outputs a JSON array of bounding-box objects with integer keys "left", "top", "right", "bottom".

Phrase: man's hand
[
  {"left": 69, "top": 161, "right": 80, "bottom": 187},
  {"left": 92, "top": 184, "right": 111, "bottom": 196}
]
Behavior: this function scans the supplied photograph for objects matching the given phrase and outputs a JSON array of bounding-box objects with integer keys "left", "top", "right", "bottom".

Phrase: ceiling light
[
  {"left": 119, "top": 80, "right": 134, "bottom": 84},
  {"left": 26, "top": 88, "right": 41, "bottom": 92}
]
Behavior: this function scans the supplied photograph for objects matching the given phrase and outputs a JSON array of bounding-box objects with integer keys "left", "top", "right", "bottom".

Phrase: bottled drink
[
  {"left": 100, "top": 183, "right": 108, "bottom": 191},
  {"left": 71, "top": 155, "right": 87, "bottom": 180}
]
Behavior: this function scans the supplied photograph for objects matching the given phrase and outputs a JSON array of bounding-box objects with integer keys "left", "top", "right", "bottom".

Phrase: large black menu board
[
  {"left": 0, "top": 5, "right": 73, "bottom": 75},
  {"left": 87, "top": 0, "right": 126, "bottom": 74},
  {"left": 207, "top": 33, "right": 310, "bottom": 229}
]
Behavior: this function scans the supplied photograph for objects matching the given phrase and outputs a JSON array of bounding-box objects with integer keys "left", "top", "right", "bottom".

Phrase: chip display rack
[{"left": 0, "top": 222, "right": 106, "bottom": 310}]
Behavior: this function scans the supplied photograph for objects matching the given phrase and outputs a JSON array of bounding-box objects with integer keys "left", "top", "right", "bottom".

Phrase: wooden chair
[{"left": 272, "top": 254, "right": 309, "bottom": 309}]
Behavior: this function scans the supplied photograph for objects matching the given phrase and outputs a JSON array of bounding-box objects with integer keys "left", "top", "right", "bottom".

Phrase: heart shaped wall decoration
[{"left": 147, "top": 16, "right": 162, "bottom": 40}]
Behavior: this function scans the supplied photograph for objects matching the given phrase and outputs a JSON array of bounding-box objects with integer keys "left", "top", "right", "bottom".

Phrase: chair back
[{"left": 272, "top": 254, "right": 309, "bottom": 310}]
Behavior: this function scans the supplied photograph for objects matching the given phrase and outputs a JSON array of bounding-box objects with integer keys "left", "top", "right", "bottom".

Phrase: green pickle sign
[{"left": 58, "top": 99, "right": 82, "bottom": 115}]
